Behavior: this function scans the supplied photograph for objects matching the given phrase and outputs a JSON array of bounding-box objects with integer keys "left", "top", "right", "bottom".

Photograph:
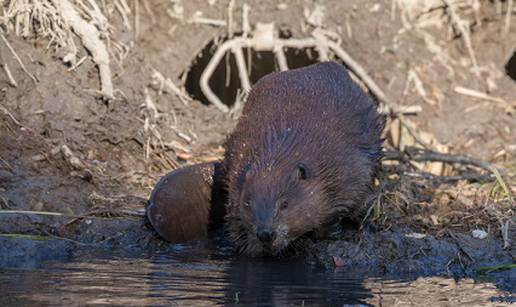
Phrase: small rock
[
  {"left": 31, "top": 201, "right": 44, "bottom": 211},
  {"left": 472, "top": 229, "right": 488, "bottom": 239},
  {"left": 405, "top": 232, "right": 427, "bottom": 239},
  {"left": 69, "top": 157, "right": 84, "bottom": 169},
  {"left": 62, "top": 52, "right": 76, "bottom": 66},
  {"left": 32, "top": 154, "right": 46, "bottom": 161},
  {"left": 277, "top": 3, "right": 288, "bottom": 10},
  {"left": 430, "top": 214, "right": 439, "bottom": 225},
  {"left": 50, "top": 146, "right": 61, "bottom": 156},
  {"left": 87, "top": 150, "right": 95, "bottom": 160},
  {"left": 61, "top": 145, "right": 85, "bottom": 170},
  {"left": 369, "top": 3, "right": 381, "bottom": 12}
]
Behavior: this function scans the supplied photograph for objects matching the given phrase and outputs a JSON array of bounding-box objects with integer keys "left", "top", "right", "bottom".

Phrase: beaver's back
[{"left": 224, "top": 62, "right": 384, "bottom": 216}]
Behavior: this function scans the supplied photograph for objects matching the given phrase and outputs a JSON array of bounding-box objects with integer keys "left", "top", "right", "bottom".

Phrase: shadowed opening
[
  {"left": 505, "top": 50, "right": 516, "bottom": 81},
  {"left": 183, "top": 37, "right": 320, "bottom": 108}
]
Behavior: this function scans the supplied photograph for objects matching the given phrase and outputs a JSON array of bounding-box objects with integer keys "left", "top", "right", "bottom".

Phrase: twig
[
  {"left": 499, "top": 219, "right": 510, "bottom": 249},
  {"left": 143, "top": 87, "right": 159, "bottom": 118},
  {"left": 0, "top": 155, "right": 14, "bottom": 172},
  {"left": 0, "top": 33, "right": 38, "bottom": 83},
  {"left": 385, "top": 147, "right": 494, "bottom": 172},
  {"left": 188, "top": 16, "right": 226, "bottom": 27},
  {"left": 360, "top": 183, "right": 386, "bottom": 229},
  {"left": 385, "top": 147, "right": 512, "bottom": 198},
  {"left": 403, "top": 170, "right": 494, "bottom": 184},
  {"left": 1, "top": 63, "right": 17, "bottom": 87},
  {"left": 67, "top": 55, "right": 88, "bottom": 71},
  {"left": 134, "top": 0, "right": 140, "bottom": 39},
  {"left": 227, "top": 0, "right": 235, "bottom": 38},
  {"left": 142, "top": 0, "right": 155, "bottom": 24},
  {"left": 504, "top": 0, "right": 513, "bottom": 36},
  {"left": 382, "top": 161, "right": 495, "bottom": 184},
  {"left": 454, "top": 86, "right": 506, "bottom": 104},
  {"left": 378, "top": 105, "right": 422, "bottom": 115},
  {"left": 114, "top": 0, "right": 131, "bottom": 30},
  {"left": 476, "top": 263, "right": 516, "bottom": 273},
  {"left": 312, "top": 28, "right": 390, "bottom": 105},
  {"left": 0, "top": 195, "right": 10, "bottom": 209},
  {"left": 0, "top": 38, "right": 16, "bottom": 87},
  {"left": 242, "top": 4, "right": 251, "bottom": 38},
  {"left": 0, "top": 104, "right": 21, "bottom": 126},
  {"left": 442, "top": 0, "right": 479, "bottom": 75},
  {"left": 404, "top": 67, "right": 437, "bottom": 105},
  {"left": 151, "top": 68, "right": 191, "bottom": 105}
]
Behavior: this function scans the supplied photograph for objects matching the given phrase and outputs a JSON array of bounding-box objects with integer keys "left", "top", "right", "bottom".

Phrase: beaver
[{"left": 147, "top": 61, "right": 384, "bottom": 256}]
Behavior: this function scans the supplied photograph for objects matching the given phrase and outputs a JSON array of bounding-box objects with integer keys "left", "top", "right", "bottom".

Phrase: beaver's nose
[{"left": 256, "top": 229, "right": 274, "bottom": 243}]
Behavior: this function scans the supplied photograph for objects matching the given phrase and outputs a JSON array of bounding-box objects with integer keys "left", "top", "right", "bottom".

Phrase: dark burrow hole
[
  {"left": 183, "top": 37, "right": 320, "bottom": 108},
  {"left": 505, "top": 50, "right": 516, "bottom": 81}
]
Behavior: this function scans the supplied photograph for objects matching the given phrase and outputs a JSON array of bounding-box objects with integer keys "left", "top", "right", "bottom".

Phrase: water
[{"left": 0, "top": 239, "right": 514, "bottom": 306}]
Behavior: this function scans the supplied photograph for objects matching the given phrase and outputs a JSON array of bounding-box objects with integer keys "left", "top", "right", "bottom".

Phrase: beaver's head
[{"left": 227, "top": 156, "right": 333, "bottom": 256}]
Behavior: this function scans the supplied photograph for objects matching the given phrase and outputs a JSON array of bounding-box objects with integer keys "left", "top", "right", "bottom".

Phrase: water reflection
[
  {"left": 223, "top": 259, "right": 374, "bottom": 306},
  {"left": 0, "top": 241, "right": 513, "bottom": 306}
]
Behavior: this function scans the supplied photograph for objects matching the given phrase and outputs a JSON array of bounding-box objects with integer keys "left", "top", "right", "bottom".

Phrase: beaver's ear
[{"left": 296, "top": 162, "right": 311, "bottom": 180}]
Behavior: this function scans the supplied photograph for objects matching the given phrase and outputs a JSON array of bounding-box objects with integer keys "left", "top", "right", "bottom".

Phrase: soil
[{"left": 0, "top": 0, "right": 514, "bottom": 291}]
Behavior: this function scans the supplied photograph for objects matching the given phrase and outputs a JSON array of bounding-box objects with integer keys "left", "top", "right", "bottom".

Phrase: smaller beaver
[{"left": 147, "top": 62, "right": 384, "bottom": 256}]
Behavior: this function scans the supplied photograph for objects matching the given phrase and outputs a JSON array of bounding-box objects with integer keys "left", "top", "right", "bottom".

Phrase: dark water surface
[{"left": 0, "top": 237, "right": 514, "bottom": 306}]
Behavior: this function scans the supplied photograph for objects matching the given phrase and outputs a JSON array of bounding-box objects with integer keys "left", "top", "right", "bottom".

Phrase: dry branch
[
  {"left": 504, "top": 0, "right": 513, "bottom": 36},
  {"left": 402, "top": 170, "right": 494, "bottom": 184},
  {"left": 0, "top": 103, "right": 21, "bottom": 126},
  {"left": 0, "top": 32, "right": 37, "bottom": 83},
  {"left": 52, "top": 0, "right": 113, "bottom": 100},
  {"left": 386, "top": 147, "right": 494, "bottom": 172},
  {"left": 454, "top": 86, "right": 506, "bottom": 104},
  {"left": 385, "top": 147, "right": 512, "bottom": 198},
  {"left": 1, "top": 62, "right": 16, "bottom": 87},
  {"left": 151, "top": 69, "right": 191, "bottom": 105},
  {"left": 442, "top": 0, "right": 479, "bottom": 75}
]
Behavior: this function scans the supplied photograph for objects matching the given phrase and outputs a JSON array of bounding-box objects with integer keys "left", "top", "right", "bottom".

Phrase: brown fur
[
  {"left": 223, "top": 62, "right": 385, "bottom": 256},
  {"left": 146, "top": 162, "right": 226, "bottom": 243}
]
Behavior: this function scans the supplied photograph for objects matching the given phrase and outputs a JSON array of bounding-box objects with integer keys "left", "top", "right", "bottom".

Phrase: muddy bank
[
  {"left": 1, "top": 220, "right": 514, "bottom": 292},
  {"left": 314, "top": 226, "right": 515, "bottom": 291}
]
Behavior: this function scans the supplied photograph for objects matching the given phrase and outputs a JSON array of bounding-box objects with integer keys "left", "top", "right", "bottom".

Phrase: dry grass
[
  {"left": 366, "top": 162, "right": 514, "bottom": 249},
  {"left": 1, "top": 0, "right": 116, "bottom": 98}
]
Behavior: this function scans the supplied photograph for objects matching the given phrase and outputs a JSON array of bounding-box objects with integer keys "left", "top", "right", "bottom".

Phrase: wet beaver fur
[
  {"left": 223, "top": 61, "right": 384, "bottom": 256},
  {"left": 146, "top": 61, "right": 384, "bottom": 257}
]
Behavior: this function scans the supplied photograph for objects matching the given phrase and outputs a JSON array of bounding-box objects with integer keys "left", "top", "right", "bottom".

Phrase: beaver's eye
[
  {"left": 243, "top": 202, "right": 250, "bottom": 208},
  {"left": 297, "top": 162, "right": 310, "bottom": 180}
]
